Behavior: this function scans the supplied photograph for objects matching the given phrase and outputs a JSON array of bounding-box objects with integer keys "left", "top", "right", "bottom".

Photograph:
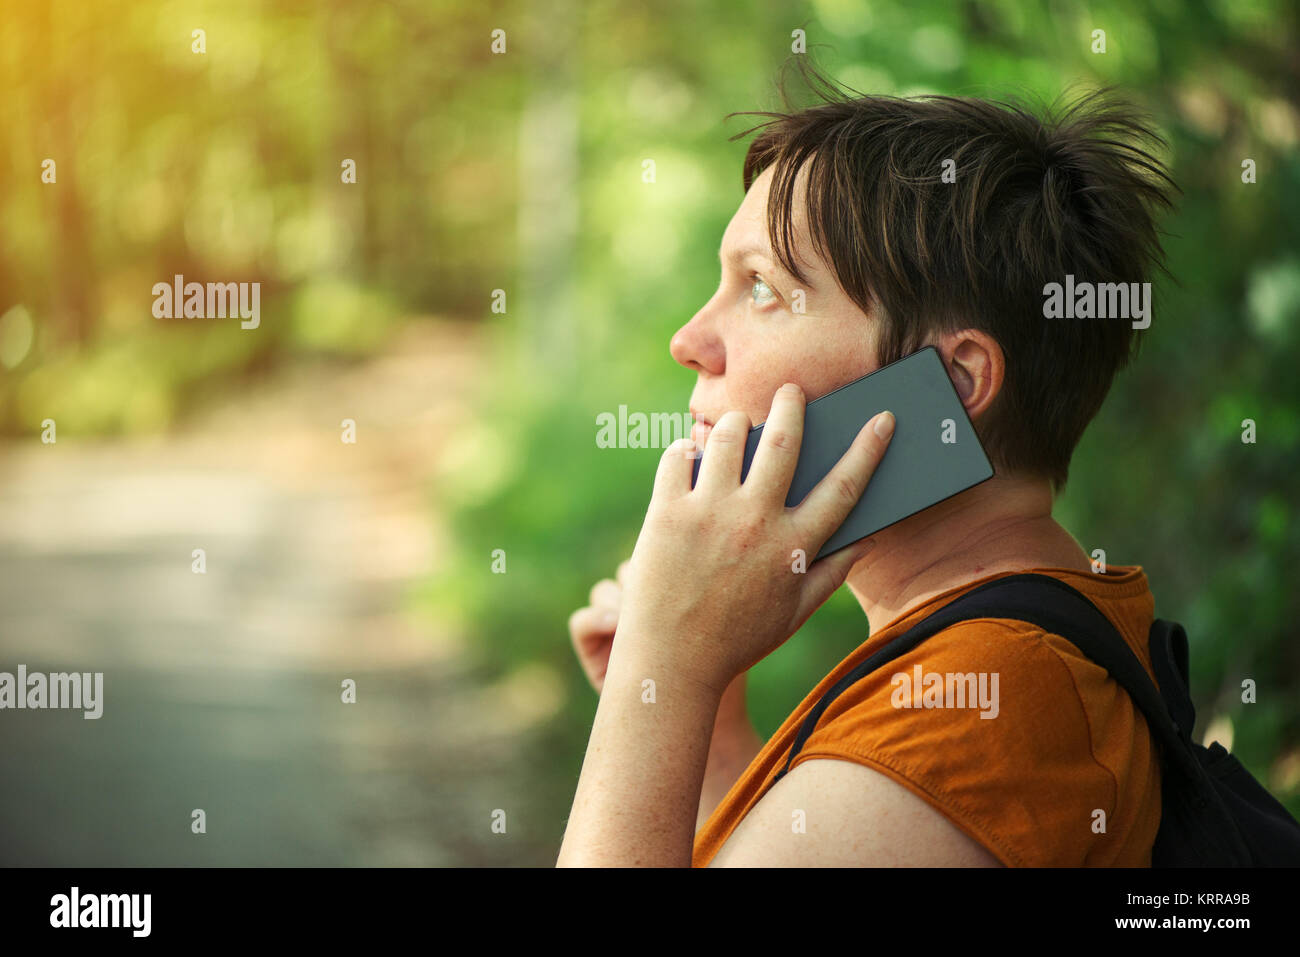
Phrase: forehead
[
  {"left": 719, "top": 164, "right": 816, "bottom": 275},
  {"left": 720, "top": 172, "right": 767, "bottom": 251}
]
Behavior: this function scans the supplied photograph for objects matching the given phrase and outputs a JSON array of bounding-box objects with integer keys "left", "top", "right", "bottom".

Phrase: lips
[{"left": 689, "top": 407, "right": 714, "bottom": 448}]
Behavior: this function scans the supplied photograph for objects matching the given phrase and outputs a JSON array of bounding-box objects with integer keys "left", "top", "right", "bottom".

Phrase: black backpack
[{"left": 772, "top": 572, "right": 1300, "bottom": 866}]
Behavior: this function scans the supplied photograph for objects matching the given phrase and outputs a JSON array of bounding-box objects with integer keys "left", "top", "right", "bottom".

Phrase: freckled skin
[
  {"left": 670, "top": 165, "right": 881, "bottom": 439},
  {"left": 668, "top": 162, "right": 1093, "bottom": 632},
  {"left": 561, "top": 149, "right": 1097, "bottom": 868}
]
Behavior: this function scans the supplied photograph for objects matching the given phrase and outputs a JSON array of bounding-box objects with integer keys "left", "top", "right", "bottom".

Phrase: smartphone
[{"left": 689, "top": 346, "right": 994, "bottom": 561}]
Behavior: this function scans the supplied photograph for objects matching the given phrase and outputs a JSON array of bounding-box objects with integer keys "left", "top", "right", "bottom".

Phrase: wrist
[{"left": 604, "top": 628, "right": 727, "bottom": 708}]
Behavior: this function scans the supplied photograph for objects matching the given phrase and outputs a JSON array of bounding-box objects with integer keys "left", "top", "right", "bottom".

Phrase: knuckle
[
  {"left": 710, "top": 410, "right": 751, "bottom": 441},
  {"left": 834, "top": 472, "right": 861, "bottom": 506},
  {"left": 737, "top": 524, "right": 765, "bottom": 552},
  {"left": 729, "top": 511, "right": 769, "bottom": 547},
  {"left": 765, "top": 427, "right": 798, "bottom": 453},
  {"left": 706, "top": 423, "right": 742, "bottom": 447}
]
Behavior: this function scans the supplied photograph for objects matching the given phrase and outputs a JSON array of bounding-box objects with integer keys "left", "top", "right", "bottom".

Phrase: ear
[{"left": 936, "top": 331, "right": 1003, "bottom": 421}]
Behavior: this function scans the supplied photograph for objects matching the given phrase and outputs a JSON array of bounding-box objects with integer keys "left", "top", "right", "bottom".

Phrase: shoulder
[
  {"left": 708, "top": 620, "right": 1078, "bottom": 867},
  {"left": 811, "top": 617, "right": 1092, "bottom": 747},
  {"left": 763, "top": 619, "right": 1124, "bottom": 866}
]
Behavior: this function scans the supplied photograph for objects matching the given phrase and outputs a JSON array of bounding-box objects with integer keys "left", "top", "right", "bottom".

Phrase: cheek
[
  {"left": 727, "top": 346, "right": 819, "bottom": 425},
  {"left": 724, "top": 323, "right": 876, "bottom": 423},
  {"left": 797, "top": 338, "right": 879, "bottom": 400}
]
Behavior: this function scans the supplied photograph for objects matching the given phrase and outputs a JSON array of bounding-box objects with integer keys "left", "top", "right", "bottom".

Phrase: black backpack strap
[
  {"left": 773, "top": 572, "right": 1197, "bottom": 783},
  {"left": 1148, "top": 618, "right": 1196, "bottom": 742}
]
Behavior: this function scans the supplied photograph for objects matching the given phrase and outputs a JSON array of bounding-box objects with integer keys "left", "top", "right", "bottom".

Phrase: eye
[{"left": 750, "top": 275, "right": 779, "bottom": 307}]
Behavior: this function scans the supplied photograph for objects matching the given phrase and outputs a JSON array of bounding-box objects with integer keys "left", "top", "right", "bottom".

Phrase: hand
[
  {"left": 568, "top": 558, "right": 633, "bottom": 694},
  {"left": 612, "top": 383, "right": 895, "bottom": 697}
]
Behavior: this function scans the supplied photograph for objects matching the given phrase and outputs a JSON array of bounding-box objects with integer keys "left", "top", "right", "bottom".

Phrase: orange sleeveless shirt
[{"left": 693, "top": 565, "right": 1162, "bottom": 867}]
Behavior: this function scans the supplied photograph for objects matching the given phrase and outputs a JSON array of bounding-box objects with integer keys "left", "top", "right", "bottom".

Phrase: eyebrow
[
  {"left": 721, "top": 241, "right": 769, "bottom": 263},
  {"left": 719, "top": 243, "right": 809, "bottom": 288}
]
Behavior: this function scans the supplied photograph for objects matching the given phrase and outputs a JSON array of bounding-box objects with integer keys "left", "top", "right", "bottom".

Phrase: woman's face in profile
[{"left": 670, "top": 164, "right": 880, "bottom": 448}]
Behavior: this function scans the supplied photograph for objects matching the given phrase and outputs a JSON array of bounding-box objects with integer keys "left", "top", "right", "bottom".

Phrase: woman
[{"left": 559, "top": 71, "right": 1174, "bottom": 867}]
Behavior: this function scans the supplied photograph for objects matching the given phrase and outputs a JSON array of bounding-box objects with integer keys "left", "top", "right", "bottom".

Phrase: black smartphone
[{"left": 689, "top": 346, "right": 994, "bottom": 561}]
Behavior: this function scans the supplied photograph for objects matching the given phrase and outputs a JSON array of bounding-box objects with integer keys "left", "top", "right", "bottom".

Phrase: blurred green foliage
[{"left": 2, "top": 0, "right": 1298, "bottom": 846}]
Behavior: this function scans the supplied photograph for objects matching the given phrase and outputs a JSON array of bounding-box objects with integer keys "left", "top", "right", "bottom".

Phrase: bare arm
[
  {"left": 568, "top": 562, "right": 764, "bottom": 838},
  {"left": 695, "top": 672, "right": 764, "bottom": 834},
  {"left": 708, "top": 756, "right": 1005, "bottom": 867}
]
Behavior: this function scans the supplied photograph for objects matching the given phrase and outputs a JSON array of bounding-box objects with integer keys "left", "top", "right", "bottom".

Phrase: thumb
[{"left": 797, "top": 536, "right": 877, "bottom": 620}]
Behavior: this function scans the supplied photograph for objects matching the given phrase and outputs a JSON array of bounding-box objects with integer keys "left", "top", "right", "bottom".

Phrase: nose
[{"left": 669, "top": 308, "right": 722, "bottom": 374}]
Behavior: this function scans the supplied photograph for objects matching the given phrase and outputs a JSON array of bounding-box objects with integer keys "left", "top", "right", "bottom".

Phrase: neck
[{"left": 844, "top": 472, "right": 1091, "bottom": 633}]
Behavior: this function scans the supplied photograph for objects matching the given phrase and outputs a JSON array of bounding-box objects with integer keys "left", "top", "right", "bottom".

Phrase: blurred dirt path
[{"left": 0, "top": 321, "right": 561, "bottom": 866}]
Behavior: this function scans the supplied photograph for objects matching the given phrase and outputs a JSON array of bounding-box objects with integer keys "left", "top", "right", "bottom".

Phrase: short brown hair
[{"left": 729, "top": 61, "right": 1178, "bottom": 491}]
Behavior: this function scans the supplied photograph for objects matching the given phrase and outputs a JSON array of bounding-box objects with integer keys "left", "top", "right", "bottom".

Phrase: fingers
[
  {"left": 569, "top": 604, "right": 616, "bottom": 649},
  {"left": 575, "top": 564, "right": 628, "bottom": 683},
  {"left": 694, "top": 409, "right": 752, "bottom": 495},
  {"left": 799, "top": 410, "right": 895, "bottom": 547},
  {"left": 568, "top": 605, "right": 617, "bottom": 692},
  {"left": 652, "top": 437, "right": 700, "bottom": 501},
  {"left": 588, "top": 577, "right": 621, "bottom": 611},
  {"left": 745, "top": 383, "right": 805, "bottom": 504}
]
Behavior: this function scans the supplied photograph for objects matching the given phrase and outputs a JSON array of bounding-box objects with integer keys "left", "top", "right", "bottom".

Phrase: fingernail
[
  {"left": 601, "top": 610, "right": 619, "bottom": 628},
  {"left": 780, "top": 382, "right": 802, "bottom": 396},
  {"left": 873, "top": 410, "right": 895, "bottom": 439}
]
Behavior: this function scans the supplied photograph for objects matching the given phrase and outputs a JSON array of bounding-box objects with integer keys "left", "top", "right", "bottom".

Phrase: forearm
[
  {"left": 557, "top": 641, "right": 722, "bottom": 867},
  {"left": 695, "top": 673, "right": 765, "bottom": 834}
]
